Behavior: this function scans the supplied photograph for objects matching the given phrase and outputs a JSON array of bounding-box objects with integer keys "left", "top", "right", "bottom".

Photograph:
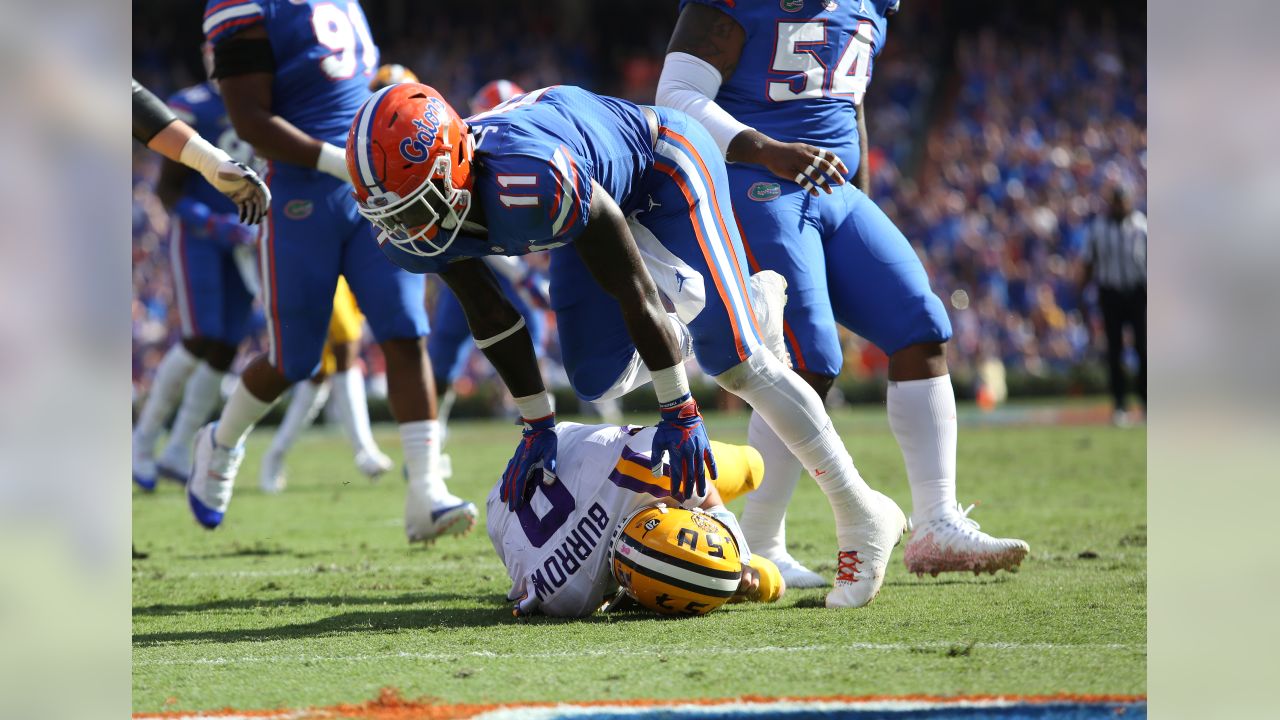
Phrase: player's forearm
[
  {"left": 226, "top": 100, "right": 325, "bottom": 169},
  {"left": 725, "top": 128, "right": 780, "bottom": 166},
  {"left": 441, "top": 260, "right": 547, "bottom": 399}
]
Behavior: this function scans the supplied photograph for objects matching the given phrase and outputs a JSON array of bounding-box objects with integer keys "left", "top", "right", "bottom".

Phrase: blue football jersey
[
  {"left": 166, "top": 82, "right": 252, "bottom": 214},
  {"left": 388, "top": 86, "right": 654, "bottom": 273},
  {"left": 681, "top": 0, "right": 894, "bottom": 168},
  {"left": 204, "top": 0, "right": 379, "bottom": 148}
]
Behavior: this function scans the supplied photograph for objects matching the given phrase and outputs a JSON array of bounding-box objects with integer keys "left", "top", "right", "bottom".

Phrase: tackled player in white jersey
[{"left": 488, "top": 422, "right": 784, "bottom": 618}]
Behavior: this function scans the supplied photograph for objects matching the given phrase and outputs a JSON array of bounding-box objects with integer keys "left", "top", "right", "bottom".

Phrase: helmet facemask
[{"left": 357, "top": 154, "right": 473, "bottom": 257}]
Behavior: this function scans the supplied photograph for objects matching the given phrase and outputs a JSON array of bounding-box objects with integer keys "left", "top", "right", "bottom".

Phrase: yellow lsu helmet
[
  {"left": 609, "top": 504, "right": 743, "bottom": 616},
  {"left": 370, "top": 63, "right": 420, "bottom": 91}
]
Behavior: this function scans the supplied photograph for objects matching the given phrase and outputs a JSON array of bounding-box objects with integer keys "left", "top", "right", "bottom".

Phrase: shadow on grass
[{"left": 133, "top": 593, "right": 517, "bottom": 645}]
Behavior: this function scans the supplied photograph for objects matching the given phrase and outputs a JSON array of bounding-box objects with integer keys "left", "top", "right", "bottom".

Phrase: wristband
[
  {"left": 179, "top": 135, "right": 232, "bottom": 183},
  {"left": 514, "top": 391, "right": 554, "bottom": 422},
  {"left": 316, "top": 142, "right": 350, "bottom": 182},
  {"left": 651, "top": 364, "right": 690, "bottom": 408}
]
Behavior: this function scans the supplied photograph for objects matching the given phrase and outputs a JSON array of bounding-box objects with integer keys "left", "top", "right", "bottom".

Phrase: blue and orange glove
[
  {"left": 501, "top": 414, "right": 557, "bottom": 511},
  {"left": 651, "top": 396, "right": 717, "bottom": 502}
]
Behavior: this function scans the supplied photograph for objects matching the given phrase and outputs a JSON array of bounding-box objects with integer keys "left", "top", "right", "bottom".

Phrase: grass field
[{"left": 131, "top": 403, "right": 1146, "bottom": 716}]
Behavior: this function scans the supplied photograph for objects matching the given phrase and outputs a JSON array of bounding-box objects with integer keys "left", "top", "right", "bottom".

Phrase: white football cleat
[
  {"left": 132, "top": 432, "right": 157, "bottom": 492},
  {"left": 355, "top": 448, "right": 394, "bottom": 480},
  {"left": 768, "top": 551, "right": 829, "bottom": 589},
  {"left": 259, "top": 448, "right": 286, "bottom": 494},
  {"left": 747, "top": 270, "right": 792, "bottom": 365},
  {"left": 186, "top": 423, "right": 244, "bottom": 530},
  {"left": 826, "top": 491, "right": 908, "bottom": 609},
  {"left": 904, "top": 503, "right": 1030, "bottom": 577},
  {"left": 405, "top": 486, "right": 477, "bottom": 544}
]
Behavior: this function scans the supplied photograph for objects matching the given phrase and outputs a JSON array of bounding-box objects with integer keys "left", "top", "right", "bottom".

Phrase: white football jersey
[{"left": 486, "top": 422, "right": 705, "bottom": 617}]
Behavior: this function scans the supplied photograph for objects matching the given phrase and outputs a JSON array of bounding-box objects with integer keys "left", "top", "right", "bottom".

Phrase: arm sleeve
[
  {"left": 656, "top": 52, "right": 753, "bottom": 157},
  {"left": 203, "top": 0, "right": 267, "bottom": 46},
  {"left": 132, "top": 79, "right": 177, "bottom": 145}
]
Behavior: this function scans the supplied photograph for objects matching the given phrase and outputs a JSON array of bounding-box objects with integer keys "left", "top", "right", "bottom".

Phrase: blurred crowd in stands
[{"left": 132, "top": 1, "right": 1145, "bottom": 405}]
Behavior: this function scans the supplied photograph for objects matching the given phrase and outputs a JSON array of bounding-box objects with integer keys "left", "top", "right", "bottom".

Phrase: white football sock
[
  {"left": 887, "top": 374, "right": 959, "bottom": 523},
  {"left": 134, "top": 344, "right": 198, "bottom": 446},
  {"left": 400, "top": 420, "right": 453, "bottom": 505},
  {"left": 739, "top": 411, "right": 804, "bottom": 559},
  {"left": 162, "top": 363, "right": 226, "bottom": 464},
  {"left": 330, "top": 367, "right": 382, "bottom": 457},
  {"left": 266, "top": 379, "right": 330, "bottom": 458},
  {"left": 715, "top": 351, "right": 876, "bottom": 549},
  {"left": 214, "top": 381, "right": 275, "bottom": 448}
]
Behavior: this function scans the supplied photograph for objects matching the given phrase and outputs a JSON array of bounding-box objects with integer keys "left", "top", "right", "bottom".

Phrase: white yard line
[{"left": 134, "top": 641, "right": 1142, "bottom": 667}]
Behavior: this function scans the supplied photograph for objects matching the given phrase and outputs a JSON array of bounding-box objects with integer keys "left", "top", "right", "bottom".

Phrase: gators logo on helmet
[
  {"left": 609, "top": 504, "right": 743, "bottom": 616},
  {"left": 345, "top": 83, "right": 475, "bottom": 258}
]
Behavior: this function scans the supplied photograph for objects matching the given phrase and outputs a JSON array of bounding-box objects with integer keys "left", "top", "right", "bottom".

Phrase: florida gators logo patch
[
  {"left": 748, "top": 182, "right": 782, "bottom": 202},
  {"left": 399, "top": 97, "right": 448, "bottom": 163},
  {"left": 781, "top": 0, "right": 804, "bottom": 12},
  {"left": 284, "top": 199, "right": 314, "bottom": 220}
]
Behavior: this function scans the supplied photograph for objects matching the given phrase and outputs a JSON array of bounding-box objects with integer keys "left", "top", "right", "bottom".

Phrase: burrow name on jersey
[{"left": 528, "top": 502, "right": 610, "bottom": 602}]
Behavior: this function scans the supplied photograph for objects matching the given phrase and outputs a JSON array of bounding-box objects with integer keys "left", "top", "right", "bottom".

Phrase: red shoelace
[{"left": 836, "top": 550, "right": 863, "bottom": 583}]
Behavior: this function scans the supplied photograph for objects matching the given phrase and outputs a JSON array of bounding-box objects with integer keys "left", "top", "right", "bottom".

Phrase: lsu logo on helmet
[{"left": 609, "top": 504, "right": 743, "bottom": 616}]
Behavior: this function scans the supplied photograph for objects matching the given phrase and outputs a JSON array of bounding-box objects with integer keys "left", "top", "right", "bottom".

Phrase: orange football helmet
[
  {"left": 470, "top": 79, "right": 526, "bottom": 114},
  {"left": 345, "top": 82, "right": 475, "bottom": 257},
  {"left": 610, "top": 504, "right": 743, "bottom": 616},
  {"left": 370, "top": 63, "right": 420, "bottom": 91}
]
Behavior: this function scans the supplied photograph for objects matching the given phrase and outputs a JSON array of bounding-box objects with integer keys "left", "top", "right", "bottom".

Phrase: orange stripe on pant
[
  {"left": 662, "top": 130, "right": 763, "bottom": 344},
  {"left": 653, "top": 158, "right": 749, "bottom": 364}
]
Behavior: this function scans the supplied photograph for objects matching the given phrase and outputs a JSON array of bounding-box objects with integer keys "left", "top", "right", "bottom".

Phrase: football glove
[
  {"left": 206, "top": 159, "right": 272, "bottom": 226},
  {"left": 501, "top": 414, "right": 557, "bottom": 511},
  {"left": 651, "top": 396, "right": 717, "bottom": 502}
]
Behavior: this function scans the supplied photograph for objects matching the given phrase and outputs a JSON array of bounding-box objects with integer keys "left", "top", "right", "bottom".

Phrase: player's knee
[{"left": 713, "top": 350, "right": 783, "bottom": 394}]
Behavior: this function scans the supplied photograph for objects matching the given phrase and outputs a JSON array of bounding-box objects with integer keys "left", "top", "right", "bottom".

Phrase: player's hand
[
  {"left": 501, "top": 414, "right": 558, "bottom": 511},
  {"left": 731, "top": 564, "right": 762, "bottom": 603},
  {"left": 650, "top": 397, "right": 717, "bottom": 502},
  {"left": 205, "top": 159, "right": 272, "bottom": 225},
  {"left": 759, "top": 141, "right": 849, "bottom": 197}
]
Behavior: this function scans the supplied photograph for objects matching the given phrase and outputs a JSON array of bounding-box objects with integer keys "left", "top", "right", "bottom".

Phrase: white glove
[{"left": 180, "top": 135, "right": 272, "bottom": 225}]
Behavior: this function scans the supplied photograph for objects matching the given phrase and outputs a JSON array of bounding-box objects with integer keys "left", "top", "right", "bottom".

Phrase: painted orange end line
[{"left": 135, "top": 690, "right": 1149, "bottom": 719}]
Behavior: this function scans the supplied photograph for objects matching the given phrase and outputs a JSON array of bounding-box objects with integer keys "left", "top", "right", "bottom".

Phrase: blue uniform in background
[
  {"left": 166, "top": 82, "right": 257, "bottom": 346},
  {"left": 204, "top": 0, "right": 428, "bottom": 381},
  {"left": 380, "top": 86, "right": 761, "bottom": 399},
  {"left": 429, "top": 266, "right": 548, "bottom": 388},
  {"left": 682, "top": 0, "right": 949, "bottom": 376}
]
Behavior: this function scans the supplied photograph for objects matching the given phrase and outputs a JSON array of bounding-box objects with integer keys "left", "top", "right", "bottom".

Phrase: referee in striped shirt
[{"left": 1081, "top": 185, "right": 1147, "bottom": 425}]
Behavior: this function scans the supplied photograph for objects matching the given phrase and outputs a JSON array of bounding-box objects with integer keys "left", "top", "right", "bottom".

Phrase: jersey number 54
[{"left": 768, "top": 21, "right": 874, "bottom": 105}]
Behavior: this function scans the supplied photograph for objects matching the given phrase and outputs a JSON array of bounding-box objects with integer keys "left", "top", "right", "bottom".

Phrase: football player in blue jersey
[
  {"left": 132, "top": 57, "right": 261, "bottom": 492},
  {"left": 188, "top": 0, "right": 476, "bottom": 543},
  {"left": 656, "top": 0, "right": 1028, "bottom": 582},
  {"left": 428, "top": 80, "right": 551, "bottom": 436},
  {"left": 347, "top": 82, "right": 905, "bottom": 608}
]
